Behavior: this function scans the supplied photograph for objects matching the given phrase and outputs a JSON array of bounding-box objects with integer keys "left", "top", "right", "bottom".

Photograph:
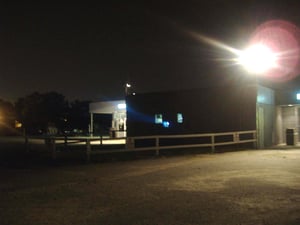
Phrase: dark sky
[{"left": 1, "top": 1, "right": 300, "bottom": 102}]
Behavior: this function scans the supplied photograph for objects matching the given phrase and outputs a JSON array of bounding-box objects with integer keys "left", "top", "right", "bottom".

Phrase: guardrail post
[
  {"left": 24, "top": 135, "right": 29, "bottom": 152},
  {"left": 86, "top": 139, "right": 91, "bottom": 162},
  {"left": 51, "top": 138, "right": 57, "bottom": 160},
  {"left": 211, "top": 135, "right": 215, "bottom": 153},
  {"left": 253, "top": 131, "right": 258, "bottom": 149},
  {"left": 64, "top": 135, "right": 68, "bottom": 148},
  {"left": 155, "top": 137, "right": 160, "bottom": 156},
  {"left": 234, "top": 133, "right": 239, "bottom": 143},
  {"left": 126, "top": 137, "right": 134, "bottom": 149}
]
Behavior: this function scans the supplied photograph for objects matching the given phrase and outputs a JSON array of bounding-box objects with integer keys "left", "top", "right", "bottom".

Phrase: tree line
[{"left": 0, "top": 92, "right": 90, "bottom": 136}]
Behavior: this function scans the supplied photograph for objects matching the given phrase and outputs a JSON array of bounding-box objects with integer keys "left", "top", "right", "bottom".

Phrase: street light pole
[{"left": 125, "top": 83, "right": 131, "bottom": 96}]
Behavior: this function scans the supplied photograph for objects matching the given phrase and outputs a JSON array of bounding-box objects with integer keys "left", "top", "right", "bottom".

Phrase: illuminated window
[
  {"left": 155, "top": 114, "right": 163, "bottom": 124},
  {"left": 177, "top": 113, "right": 183, "bottom": 123}
]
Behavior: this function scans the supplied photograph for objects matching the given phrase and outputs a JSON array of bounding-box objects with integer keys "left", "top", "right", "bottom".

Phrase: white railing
[
  {"left": 126, "top": 130, "right": 257, "bottom": 155},
  {"left": 25, "top": 130, "right": 256, "bottom": 161},
  {"left": 25, "top": 135, "right": 125, "bottom": 161}
]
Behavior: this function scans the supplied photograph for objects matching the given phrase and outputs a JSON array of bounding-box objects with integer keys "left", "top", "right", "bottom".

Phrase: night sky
[{"left": 1, "top": 1, "right": 300, "bottom": 102}]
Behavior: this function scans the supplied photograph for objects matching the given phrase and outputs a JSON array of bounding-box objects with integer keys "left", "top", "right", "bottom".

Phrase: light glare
[
  {"left": 238, "top": 44, "right": 277, "bottom": 74},
  {"left": 184, "top": 19, "right": 300, "bottom": 80}
]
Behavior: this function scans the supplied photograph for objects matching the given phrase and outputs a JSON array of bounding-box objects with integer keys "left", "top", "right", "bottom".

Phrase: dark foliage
[
  {"left": 66, "top": 100, "right": 91, "bottom": 135},
  {"left": 14, "top": 92, "right": 90, "bottom": 135},
  {"left": 0, "top": 99, "right": 16, "bottom": 135}
]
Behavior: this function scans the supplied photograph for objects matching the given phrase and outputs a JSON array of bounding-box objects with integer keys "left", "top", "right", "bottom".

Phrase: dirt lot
[{"left": 1, "top": 140, "right": 300, "bottom": 224}]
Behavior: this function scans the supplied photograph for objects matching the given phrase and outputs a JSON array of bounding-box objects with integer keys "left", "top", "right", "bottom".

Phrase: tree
[
  {"left": 67, "top": 100, "right": 91, "bottom": 134},
  {"left": 15, "top": 92, "right": 69, "bottom": 135},
  {"left": 0, "top": 99, "right": 16, "bottom": 135}
]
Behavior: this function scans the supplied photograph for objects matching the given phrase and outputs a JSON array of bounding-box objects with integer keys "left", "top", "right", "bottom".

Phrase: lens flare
[
  {"left": 247, "top": 20, "right": 300, "bottom": 81},
  {"left": 184, "top": 19, "right": 300, "bottom": 82}
]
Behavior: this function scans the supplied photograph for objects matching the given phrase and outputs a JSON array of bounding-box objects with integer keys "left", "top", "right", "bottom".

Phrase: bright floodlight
[{"left": 238, "top": 44, "right": 277, "bottom": 74}]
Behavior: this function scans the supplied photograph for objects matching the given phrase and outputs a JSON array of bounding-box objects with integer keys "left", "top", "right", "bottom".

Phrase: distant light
[
  {"left": 237, "top": 44, "right": 277, "bottom": 74},
  {"left": 297, "top": 93, "right": 300, "bottom": 100},
  {"left": 117, "top": 103, "right": 126, "bottom": 109},
  {"left": 15, "top": 120, "right": 22, "bottom": 128},
  {"left": 126, "top": 83, "right": 131, "bottom": 88},
  {"left": 163, "top": 121, "right": 170, "bottom": 128},
  {"left": 132, "top": 92, "right": 136, "bottom": 95},
  {"left": 288, "top": 104, "right": 293, "bottom": 107}
]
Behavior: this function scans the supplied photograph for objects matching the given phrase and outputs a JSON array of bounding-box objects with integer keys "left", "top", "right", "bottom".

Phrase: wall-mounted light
[{"left": 117, "top": 103, "right": 126, "bottom": 109}]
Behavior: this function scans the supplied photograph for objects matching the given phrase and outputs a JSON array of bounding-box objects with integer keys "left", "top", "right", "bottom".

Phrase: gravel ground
[{"left": 1, "top": 142, "right": 300, "bottom": 224}]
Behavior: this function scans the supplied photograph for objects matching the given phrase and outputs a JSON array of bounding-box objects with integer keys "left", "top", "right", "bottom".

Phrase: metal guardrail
[
  {"left": 126, "top": 130, "right": 257, "bottom": 156},
  {"left": 25, "top": 130, "right": 257, "bottom": 162},
  {"left": 25, "top": 135, "right": 125, "bottom": 161}
]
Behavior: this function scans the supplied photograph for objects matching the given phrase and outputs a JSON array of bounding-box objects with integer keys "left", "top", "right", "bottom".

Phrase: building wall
[
  {"left": 257, "top": 103, "right": 275, "bottom": 147},
  {"left": 126, "top": 85, "right": 257, "bottom": 137},
  {"left": 256, "top": 85, "right": 276, "bottom": 147}
]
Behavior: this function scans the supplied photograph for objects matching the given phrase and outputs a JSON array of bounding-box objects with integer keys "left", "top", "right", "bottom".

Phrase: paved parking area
[{"left": 1, "top": 149, "right": 300, "bottom": 225}]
